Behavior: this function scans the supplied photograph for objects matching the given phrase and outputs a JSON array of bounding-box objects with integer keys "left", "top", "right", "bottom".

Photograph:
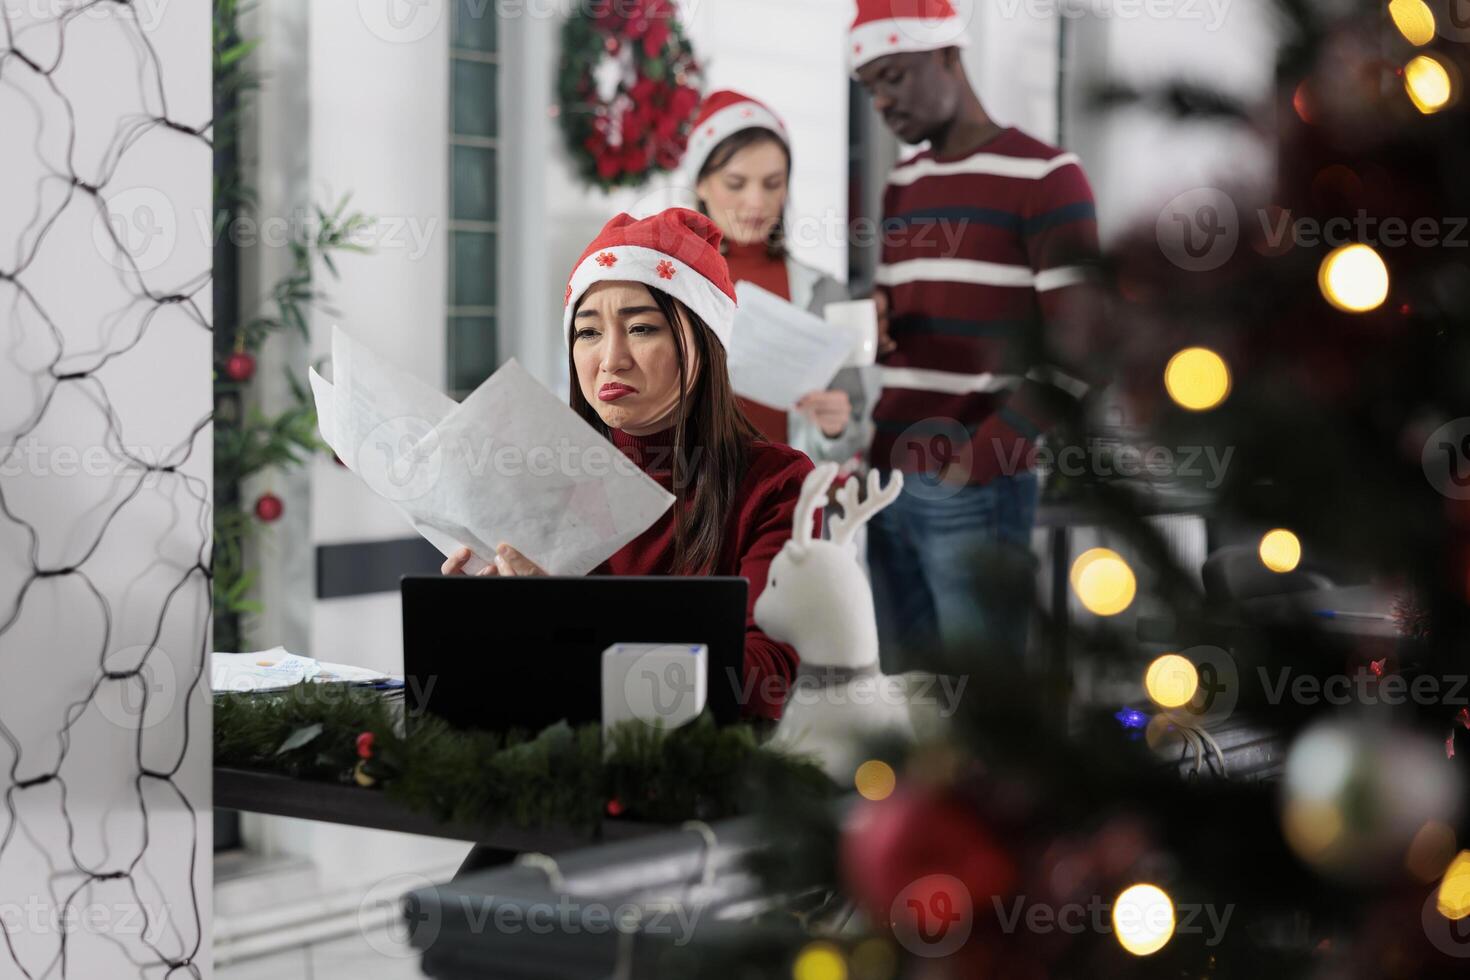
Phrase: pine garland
[{"left": 214, "top": 686, "right": 834, "bottom": 832}]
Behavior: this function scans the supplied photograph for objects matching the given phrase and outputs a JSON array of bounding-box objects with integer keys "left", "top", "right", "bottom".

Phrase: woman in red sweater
[
  {"left": 685, "top": 90, "right": 870, "bottom": 466},
  {"left": 442, "top": 208, "right": 813, "bottom": 720}
]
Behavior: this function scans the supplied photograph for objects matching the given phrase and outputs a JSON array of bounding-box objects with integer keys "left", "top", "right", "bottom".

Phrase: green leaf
[
  {"left": 217, "top": 38, "right": 259, "bottom": 68},
  {"left": 276, "top": 723, "right": 324, "bottom": 755}
]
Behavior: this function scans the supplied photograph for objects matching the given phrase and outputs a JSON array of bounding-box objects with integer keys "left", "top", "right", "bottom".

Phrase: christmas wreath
[
  {"left": 556, "top": 0, "right": 702, "bottom": 191},
  {"left": 215, "top": 685, "right": 834, "bottom": 831}
]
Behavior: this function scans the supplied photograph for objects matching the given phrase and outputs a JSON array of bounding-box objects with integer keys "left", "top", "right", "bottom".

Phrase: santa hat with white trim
[
  {"left": 563, "top": 208, "right": 738, "bottom": 349},
  {"left": 683, "top": 90, "right": 790, "bottom": 182},
  {"left": 849, "top": 0, "right": 970, "bottom": 74}
]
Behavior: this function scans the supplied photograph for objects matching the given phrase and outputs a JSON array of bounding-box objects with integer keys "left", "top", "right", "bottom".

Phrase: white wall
[
  {"left": 962, "top": 0, "right": 1063, "bottom": 142},
  {"left": 0, "top": 1, "right": 213, "bottom": 976},
  {"left": 304, "top": 0, "right": 453, "bottom": 678}
]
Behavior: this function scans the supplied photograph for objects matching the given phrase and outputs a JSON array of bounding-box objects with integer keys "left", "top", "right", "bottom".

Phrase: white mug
[{"left": 824, "top": 299, "right": 879, "bottom": 368}]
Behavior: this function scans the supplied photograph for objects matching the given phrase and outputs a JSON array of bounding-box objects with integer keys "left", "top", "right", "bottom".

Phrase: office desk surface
[{"left": 215, "top": 766, "right": 660, "bottom": 850}]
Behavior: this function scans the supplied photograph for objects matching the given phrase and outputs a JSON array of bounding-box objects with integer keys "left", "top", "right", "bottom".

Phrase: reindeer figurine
[{"left": 755, "top": 462, "right": 912, "bottom": 780}]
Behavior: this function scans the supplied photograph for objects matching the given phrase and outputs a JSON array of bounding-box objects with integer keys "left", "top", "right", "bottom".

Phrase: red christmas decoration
[
  {"left": 557, "top": 0, "right": 702, "bottom": 191},
  {"left": 254, "top": 493, "right": 284, "bottom": 523},
  {"left": 606, "top": 798, "right": 624, "bottom": 817},
  {"left": 225, "top": 351, "right": 256, "bottom": 382},
  {"left": 840, "top": 787, "right": 1016, "bottom": 938},
  {"left": 356, "top": 731, "right": 375, "bottom": 760}
]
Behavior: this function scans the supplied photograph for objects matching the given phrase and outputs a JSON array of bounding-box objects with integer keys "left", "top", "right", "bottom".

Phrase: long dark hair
[
  {"left": 695, "top": 128, "right": 790, "bottom": 261},
  {"left": 569, "top": 286, "right": 761, "bottom": 575}
]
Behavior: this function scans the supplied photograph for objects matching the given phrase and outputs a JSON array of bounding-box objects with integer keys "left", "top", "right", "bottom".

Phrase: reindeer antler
[
  {"left": 792, "top": 462, "right": 840, "bottom": 549},
  {"left": 829, "top": 469, "right": 903, "bottom": 548}
]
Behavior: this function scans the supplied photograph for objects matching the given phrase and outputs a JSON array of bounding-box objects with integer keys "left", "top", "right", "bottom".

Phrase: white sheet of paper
[
  {"left": 727, "top": 282, "right": 859, "bottom": 410},
  {"left": 310, "top": 326, "right": 674, "bottom": 576},
  {"left": 824, "top": 299, "right": 879, "bottom": 368}
]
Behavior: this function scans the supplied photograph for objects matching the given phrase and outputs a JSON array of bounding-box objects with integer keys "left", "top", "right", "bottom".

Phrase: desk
[{"left": 215, "top": 769, "right": 660, "bottom": 851}]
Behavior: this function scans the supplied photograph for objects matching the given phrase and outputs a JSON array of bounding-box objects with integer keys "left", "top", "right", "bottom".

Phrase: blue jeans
[{"left": 867, "top": 471, "right": 1039, "bottom": 674}]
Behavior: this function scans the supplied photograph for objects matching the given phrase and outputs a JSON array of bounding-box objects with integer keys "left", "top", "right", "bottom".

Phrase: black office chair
[{"left": 1200, "top": 544, "right": 1336, "bottom": 604}]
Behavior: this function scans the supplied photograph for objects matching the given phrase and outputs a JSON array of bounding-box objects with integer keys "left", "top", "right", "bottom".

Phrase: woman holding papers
[
  {"left": 443, "top": 208, "right": 814, "bottom": 720},
  {"left": 686, "top": 90, "right": 871, "bottom": 466}
]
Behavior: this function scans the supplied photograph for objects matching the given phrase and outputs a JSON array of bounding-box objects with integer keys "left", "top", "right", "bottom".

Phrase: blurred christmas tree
[{"left": 643, "top": 2, "right": 1470, "bottom": 977}]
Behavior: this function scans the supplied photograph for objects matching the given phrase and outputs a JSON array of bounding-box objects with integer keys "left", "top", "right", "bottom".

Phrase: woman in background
[{"left": 687, "top": 90, "right": 871, "bottom": 469}]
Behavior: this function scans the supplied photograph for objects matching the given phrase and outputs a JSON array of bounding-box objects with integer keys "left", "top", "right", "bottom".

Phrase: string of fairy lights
[{"left": 1, "top": 2, "right": 211, "bottom": 978}]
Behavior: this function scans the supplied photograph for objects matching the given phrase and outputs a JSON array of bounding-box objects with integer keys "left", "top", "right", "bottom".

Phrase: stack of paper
[
  {"left": 309, "top": 327, "right": 675, "bottom": 575},
  {"left": 212, "top": 649, "right": 395, "bottom": 693}
]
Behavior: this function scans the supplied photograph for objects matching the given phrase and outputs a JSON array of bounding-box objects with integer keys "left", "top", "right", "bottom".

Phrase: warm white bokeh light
[
  {"left": 1145, "top": 654, "right": 1200, "bottom": 709},
  {"left": 1259, "top": 529, "right": 1302, "bottom": 573},
  {"left": 1113, "top": 883, "right": 1176, "bottom": 956},
  {"left": 1318, "top": 244, "right": 1389, "bottom": 313},
  {"left": 1164, "top": 347, "right": 1231, "bottom": 411},
  {"left": 1071, "top": 548, "right": 1137, "bottom": 617}
]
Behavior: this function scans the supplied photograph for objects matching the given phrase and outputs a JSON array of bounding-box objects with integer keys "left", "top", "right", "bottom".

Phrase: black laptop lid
[{"left": 401, "top": 575, "right": 749, "bottom": 732}]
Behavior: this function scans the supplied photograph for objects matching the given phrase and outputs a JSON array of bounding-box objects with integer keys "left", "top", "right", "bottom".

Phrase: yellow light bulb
[
  {"left": 1389, "top": 0, "right": 1436, "bottom": 45},
  {"left": 1071, "top": 548, "right": 1137, "bottom": 617},
  {"left": 1259, "top": 529, "right": 1302, "bottom": 573},
  {"left": 1164, "top": 347, "right": 1231, "bottom": 411},
  {"left": 1145, "top": 654, "right": 1199, "bottom": 708},
  {"left": 1405, "top": 54, "right": 1453, "bottom": 114},
  {"left": 854, "top": 760, "right": 896, "bottom": 802},
  {"left": 1438, "top": 851, "right": 1470, "bottom": 921},
  {"left": 793, "top": 942, "right": 847, "bottom": 980},
  {"left": 1318, "top": 244, "right": 1389, "bottom": 313},
  {"left": 1113, "top": 883, "right": 1176, "bottom": 956}
]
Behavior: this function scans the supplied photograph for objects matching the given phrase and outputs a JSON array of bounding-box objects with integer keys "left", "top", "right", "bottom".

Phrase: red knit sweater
[{"left": 593, "top": 425, "right": 815, "bottom": 720}]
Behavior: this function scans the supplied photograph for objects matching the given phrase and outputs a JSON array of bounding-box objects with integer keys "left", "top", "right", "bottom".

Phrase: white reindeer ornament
[{"left": 755, "top": 463, "right": 912, "bottom": 780}]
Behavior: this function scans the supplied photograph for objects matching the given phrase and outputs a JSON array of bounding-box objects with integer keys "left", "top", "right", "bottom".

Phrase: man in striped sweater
[{"left": 850, "top": 0, "right": 1099, "bottom": 672}]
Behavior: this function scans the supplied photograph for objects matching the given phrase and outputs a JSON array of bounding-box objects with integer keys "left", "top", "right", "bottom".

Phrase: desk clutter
[
  {"left": 213, "top": 682, "right": 833, "bottom": 833},
  {"left": 211, "top": 648, "right": 401, "bottom": 693}
]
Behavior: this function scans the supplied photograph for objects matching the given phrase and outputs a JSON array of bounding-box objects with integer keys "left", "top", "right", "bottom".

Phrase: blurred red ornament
[
  {"left": 840, "top": 788, "right": 1016, "bottom": 933},
  {"left": 254, "top": 493, "right": 283, "bottom": 523},
  {"left": 225, "top": 351, "right": 255, "bottom": 382},
  {"left": 356, "top": 731, "right": 375, "bottom": 760},
  {"left": 606, "top": 798, "right": 624, "bottom": 817}
]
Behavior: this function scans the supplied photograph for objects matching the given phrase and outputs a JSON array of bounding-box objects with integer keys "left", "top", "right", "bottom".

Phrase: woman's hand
[
  {"left": 491, "top": 543, "right": 547, "bottom": 576},
  {"left": 440, "top": 544, "right": 546, "bottom": 577},
  {"left": 796, "top": 389, "right": 852, "bottom": 438},
  {"left": 441, "top": 546, "right": 485, "bottom": 576}
]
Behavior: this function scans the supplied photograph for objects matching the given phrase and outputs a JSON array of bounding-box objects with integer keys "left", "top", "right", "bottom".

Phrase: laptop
[{"left": 401, "top": 575, "right": 749, "bottom": 732}]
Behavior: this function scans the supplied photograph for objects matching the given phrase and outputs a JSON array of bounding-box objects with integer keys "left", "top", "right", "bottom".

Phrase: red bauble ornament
[
  {"left": 606, "top": 798, "right": 624, "bottom": 817},
  {"left": 356, "top": 731, "right": 375, "bottom": 760},
  {"left": 225, "top": 351, "right": 256, "bottom": 382},
  {"left": 254, "top": 493, "right": 284, "bottom": 523},
  {"left": 840, "top": 788, "right": 1016, "bottom": 940}
]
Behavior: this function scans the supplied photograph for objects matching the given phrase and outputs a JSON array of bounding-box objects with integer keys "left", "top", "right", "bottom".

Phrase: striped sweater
[{"left": 869, "top": 127, "right": 1099, "bottom": 485}]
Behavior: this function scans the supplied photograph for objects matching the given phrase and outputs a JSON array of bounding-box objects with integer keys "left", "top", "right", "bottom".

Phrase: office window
[{"left": 448, "top": 0, "right": 498, "bottom": 397}]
